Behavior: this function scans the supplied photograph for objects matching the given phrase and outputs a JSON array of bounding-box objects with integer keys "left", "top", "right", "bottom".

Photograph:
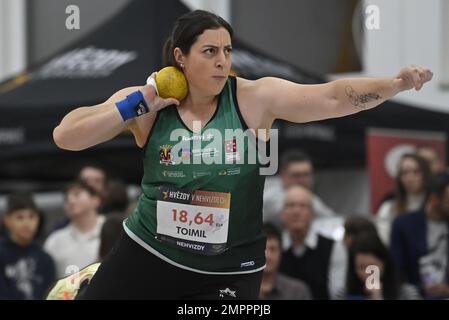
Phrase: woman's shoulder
[
  {"left": 234, "top": 76, "right": 272, "bottom": 93},
  {"left": 233, "top": 76, "right": 274, "bottom": 132},
  {"left": 233, "top": 75, "right": 284, "bottom": 110}
]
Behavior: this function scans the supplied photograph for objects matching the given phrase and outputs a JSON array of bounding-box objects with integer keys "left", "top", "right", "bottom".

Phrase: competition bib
[{"left": 156, "top": 185, "right": 231, "bottom": 255}]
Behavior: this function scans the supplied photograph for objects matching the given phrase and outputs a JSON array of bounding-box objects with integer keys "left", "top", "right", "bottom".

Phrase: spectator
[
  {"left": 44, "top": 180, "right": 105, "bottom": 278},
  {"left": 78, "top": 164, "right": 108, "bottom": 201},
  {"left": 47, "top": 214, "right": 125, "bottom": 300},
  {"left": 391, "top": 172, "right": 449, "bottom": 299},
  {"left": 0, "top": 205, "right": 46, "bottom": 245},
  {"left": 263, "top": 149, "right": 337, "bottom": 229},
  {"left": 416, "top": 145, "right": 444, "bottom": 174},
  {"left": 279, "top": 185, "right": 347, "bottom": 299},
  {"left": 376, "top": 153, "right": 431, "bottom": 245},
  {"left": 0, "top": 193, "right": 55, "bottom": 299},
  {"left": 344, "top": 233, "right": 420, "bottom": 300},
  {"left": 259, "top": 223, "right": 312, "bottom": 300},
  {"left": 48, "top": 164, "right": 109, "bottom": 235}
]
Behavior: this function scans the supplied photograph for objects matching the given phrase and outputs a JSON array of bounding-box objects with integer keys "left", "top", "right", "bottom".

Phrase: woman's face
[
  {"left": 179, "top": 27, "right": 232, "bottom": 97},
  {"left": 399, "top": 157, "right": 424, "bottom": 194}
]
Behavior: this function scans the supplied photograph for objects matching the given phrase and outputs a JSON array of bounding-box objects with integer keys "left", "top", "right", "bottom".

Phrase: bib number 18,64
[
  {"left": 156, "top": 186, "right": 231, "bottom": 255},
  {"left": 172, "top": 209, "right": 215, "bottom": 226}
]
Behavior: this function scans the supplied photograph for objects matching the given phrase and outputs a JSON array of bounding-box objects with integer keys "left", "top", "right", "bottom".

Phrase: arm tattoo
[{"left": 345, "top": 86, "right": 382, "bottom": 109}]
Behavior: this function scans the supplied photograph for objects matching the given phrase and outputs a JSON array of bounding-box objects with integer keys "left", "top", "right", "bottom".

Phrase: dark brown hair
[{"left": 163, "top": 10, "right": 233, "bottom": 68}]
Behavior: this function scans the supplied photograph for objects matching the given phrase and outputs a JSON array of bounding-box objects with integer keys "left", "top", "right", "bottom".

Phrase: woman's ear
[{"left": 173, "top": 47, "right": 184, "bottom": 67}]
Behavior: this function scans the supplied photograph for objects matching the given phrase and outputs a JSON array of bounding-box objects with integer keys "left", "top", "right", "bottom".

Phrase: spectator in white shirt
[
  {"left": 376, "top": 153, "right": 431, "bottom": 245},
  {"left": 263, "top": 149, "right": 337, "bottom": 234},
  {"left": 44, "top": 180, "right": 105, "bottom": 278},
  {"left": 78, "top": 164, "right": 108, "bottom": 201}
]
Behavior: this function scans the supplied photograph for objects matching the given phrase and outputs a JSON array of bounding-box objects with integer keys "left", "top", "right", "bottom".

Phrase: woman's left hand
[{"left": 394, "top": 65, "right": 433, "bottom": 92}]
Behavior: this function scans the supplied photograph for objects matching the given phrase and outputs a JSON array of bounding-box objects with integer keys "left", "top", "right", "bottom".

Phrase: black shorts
[{"left": 78, "top": 231, "right": 263, "bottom": 300}]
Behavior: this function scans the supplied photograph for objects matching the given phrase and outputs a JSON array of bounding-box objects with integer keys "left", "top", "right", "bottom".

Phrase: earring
[{"left": 180, "top": 63, "right": 184, "bottom": 68}]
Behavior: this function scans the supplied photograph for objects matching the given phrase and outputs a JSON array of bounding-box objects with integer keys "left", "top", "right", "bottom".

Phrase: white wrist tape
[{"left": 146, "top": 75, "right": 159, "bottom": 96}]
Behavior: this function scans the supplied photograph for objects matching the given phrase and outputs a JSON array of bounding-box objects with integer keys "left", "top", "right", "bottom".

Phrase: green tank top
[{"left": 125, "top": 77, "right": 267, "bottom": 274}]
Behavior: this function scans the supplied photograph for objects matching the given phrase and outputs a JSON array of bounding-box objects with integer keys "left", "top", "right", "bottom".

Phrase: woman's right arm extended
[{"left": 53, "top": 84, "right": 179, "bottom": 151}]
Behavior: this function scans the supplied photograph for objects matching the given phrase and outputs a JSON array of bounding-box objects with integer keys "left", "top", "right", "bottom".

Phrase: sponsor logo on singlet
[{"left": 159, "top": 144, "right": 174, "bottom": 165}]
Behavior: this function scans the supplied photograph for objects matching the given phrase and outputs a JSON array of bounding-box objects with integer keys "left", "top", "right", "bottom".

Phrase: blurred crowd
[
  {"left": 0, "top": 164, "right": 133, "bottom": 299},
  {"left": 1, "top": 145, "right": 449, "bottom": 300}
]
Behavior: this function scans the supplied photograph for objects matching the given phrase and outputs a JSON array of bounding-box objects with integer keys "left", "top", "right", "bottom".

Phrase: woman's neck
[
  {"left": 406, "top": 192, "right": 424, "bottom": 201},
  {"left": 181, "top": 88, "right": 217, "bottom": 113},
  {"left": 404, "top": 192, "right": 425, "bottom": 211}
]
